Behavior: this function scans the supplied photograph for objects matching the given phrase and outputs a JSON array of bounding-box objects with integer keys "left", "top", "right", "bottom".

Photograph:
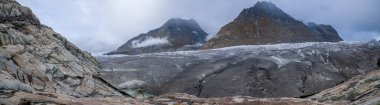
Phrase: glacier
[{"left": 96, "top": 41, "right": 380, "bottom": 98}]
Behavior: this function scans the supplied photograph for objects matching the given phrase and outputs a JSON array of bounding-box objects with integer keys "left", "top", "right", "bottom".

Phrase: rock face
[
  {"left": 107, "top": 18, "right": 208, "bottom": 55},
  {"left": 310, "top": 69, "right": 380, "bottom": 105},
  {"left": 0, "top": 0, "right": 121, "bottom": 98},
  {"left": 97, "top": 41, "right": 380, "bottom": 98},
  {"left": 203, "top": 1, "right": 343, "bottom": 49}
]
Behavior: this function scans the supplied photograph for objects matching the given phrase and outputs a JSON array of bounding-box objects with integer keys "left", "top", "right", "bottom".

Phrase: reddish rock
[{"left": 203, "top": 1, "right": 342, "bottom": 49}]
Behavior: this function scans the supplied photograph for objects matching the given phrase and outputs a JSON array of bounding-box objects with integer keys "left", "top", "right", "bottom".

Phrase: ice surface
[
  {"left": 270, "top": 56, "right": 290, "bottom": 67},
  {"left": 118, "top": 79, "right": 146, "bottom": 89},
  {"left": 98, "top": 42, "right": 366, "bottom": 59},
  {"left": 192, "top": 31, "right": 198, "bottom": 35}
]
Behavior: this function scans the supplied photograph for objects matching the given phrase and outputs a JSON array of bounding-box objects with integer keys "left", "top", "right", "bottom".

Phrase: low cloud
[
  {"left": 132, "top": 37, "right": 170, "bottom": 48},
  {"left": 17, "top": 0, "right": 380, "bottom": 53}
]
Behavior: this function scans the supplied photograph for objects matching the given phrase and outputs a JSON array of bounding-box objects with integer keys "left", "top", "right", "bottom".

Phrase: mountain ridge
[
  {"left": 203, "top": 1, "right": 343, "bottom": 49},
  {"left": 106, "top": 18, "right": 208, "bottom": 55}
]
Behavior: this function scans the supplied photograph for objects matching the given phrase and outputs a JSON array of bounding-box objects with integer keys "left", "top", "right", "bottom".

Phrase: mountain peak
[
  {"left": 166, "top": 18, "right": 196, "bottom": 23},
  {"left": 163, "top": 18, "right": 200, "bottom": 29},
  {"left": 107, "top": 18, "right": 208, "bottom": 55},
  {"left": 237, "top": 1, "right": 293, "bottom": 20},
  {"left": 203, "top": 1, "right": 342, "bottom": 49},
  {"left": 254, "top": 1, "right": 277, "bottom": 9}
]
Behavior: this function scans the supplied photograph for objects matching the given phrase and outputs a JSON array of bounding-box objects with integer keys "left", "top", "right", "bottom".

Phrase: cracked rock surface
[
  {"left": 310, "top": 69, "right": 380, "bottom": 105},
  {"left": 98, "top": 41, "right": 380, "bottom": 98},
  {"left": 0, "top": 0, "right": 121, "bottom": 98}
]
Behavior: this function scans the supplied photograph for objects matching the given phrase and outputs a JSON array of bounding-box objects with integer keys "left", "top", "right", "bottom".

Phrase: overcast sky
[{"left": 17, "top": 0, "right": 380, "bottom": 54}]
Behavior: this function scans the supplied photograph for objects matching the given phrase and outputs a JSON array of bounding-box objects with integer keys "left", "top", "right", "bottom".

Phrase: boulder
[{"left": 310, "top": 69, "right": 380, "bottom": 105}]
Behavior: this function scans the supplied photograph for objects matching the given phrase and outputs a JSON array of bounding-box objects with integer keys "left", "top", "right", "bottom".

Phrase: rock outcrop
[
  {"left": 97, "top": 41, "right": 380, "bottom": 98},
  {"left": 0, "top": 0, "right": 121, "bottom": 98},
  {"left": 107, "top": 18, "right": 208, "bottom": 55},
  {"left": 310, "top": 69, "right": 380, "bottom": 105},
  {"left": 203, "top": 1, "right": 343, "bottom": 49}
]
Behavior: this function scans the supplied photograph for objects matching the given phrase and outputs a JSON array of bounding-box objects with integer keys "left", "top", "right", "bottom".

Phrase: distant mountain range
[{"left": 108, "top": 1, "right": 342, "bottom": 55}]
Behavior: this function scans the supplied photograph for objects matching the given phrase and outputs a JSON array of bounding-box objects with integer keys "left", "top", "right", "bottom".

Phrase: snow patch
[
  {"left": 232, "top": 97, "right": 245, "bottom": 103},
  {"left": 118, "top": 80, "right": 146, "bottom": 89},
  {"left": 270, "top": 56, "right": 290, "bottom": 67},
  {"left": 192, "top": 31, "right": 198, "bottom": 35},
  {"left": 132, "top": 37, "right": 170, "bottom": 48},
  {"left": 183, "top": 43, "right": 203, "bottom": 47},
  {"left": 102, "top": 68, "right": 139, "bottom": 71},
  {"left": 96, "top": 54, "right": 129, "bottom": 58},
  {"left": 315, "top": 73, "right": 332, "bottom": 81},
  {"left": 206, "top": 34, "right": 217, "bottom": 41},
  {"left": 176, "top": 64, "right": 184, "bottom": 70}
]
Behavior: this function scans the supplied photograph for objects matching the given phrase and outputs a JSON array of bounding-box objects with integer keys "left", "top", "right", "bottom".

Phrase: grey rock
[
  {"left": 310, "top": 69, "right": 380, "bottom": 105},
  {"left": 0, "top": 71, "right": 33, "bottom": 92},
  {"left": 306, "top": 22, "right": 342, "bottom": 42},
  {"left": 98, "top": 41, "right": 380, "bottom": 98},
  {"left": 0, "top": 0, "right": 40, "bottom": 25},
  {"left": 0, "top": 0, "right": 122, "bottom": 98}
]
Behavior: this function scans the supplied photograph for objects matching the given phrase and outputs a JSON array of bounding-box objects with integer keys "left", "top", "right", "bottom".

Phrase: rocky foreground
[
  {"left": 2, "top": 92, "right": 326, "bottom": 105},
  {"left": 3, "top": 69, "right": 380, "bottom": 105},
  {"left": 310, "top": 69, "right": 380, "bottom": 105}
]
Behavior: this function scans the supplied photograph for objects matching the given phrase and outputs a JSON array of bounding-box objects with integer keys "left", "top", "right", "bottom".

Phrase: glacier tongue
[{"left": 97, "top": 41, "right": 380, "bottom": 98}]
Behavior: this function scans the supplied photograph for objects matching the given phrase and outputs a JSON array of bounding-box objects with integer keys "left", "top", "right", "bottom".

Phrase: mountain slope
[
  {"left": 0, "top": 0, "right": 121, "bottom": 97},
  {"left": 107, "top": 18, "right": 208, "bottom": 55},
  {"left": 203, "top": 1, "right": 342, "bottom": 49}
]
